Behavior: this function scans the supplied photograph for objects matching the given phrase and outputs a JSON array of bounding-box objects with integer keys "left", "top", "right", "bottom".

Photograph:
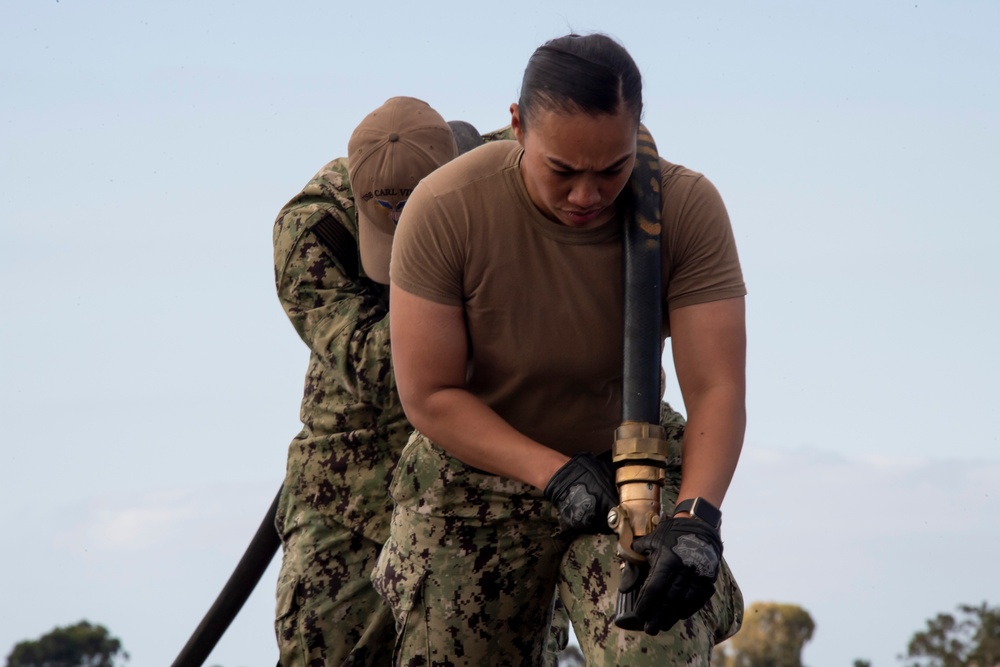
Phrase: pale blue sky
[{"left": 2, "top": 1, "right": 998, "bottom": 666}]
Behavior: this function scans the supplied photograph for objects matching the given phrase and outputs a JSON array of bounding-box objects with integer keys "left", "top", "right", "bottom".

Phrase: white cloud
[
  {"left": 58, "top": 489, "right": 199, "bottom": 552},
  {"left": 721, "top": 446, "right": 1000, "bottom": 667},
  {"left": 727, "top": 445, "right": 999, "bottom": 534},
  {"left": 53, "top": 484, "right": 275, "bottom": 555}
]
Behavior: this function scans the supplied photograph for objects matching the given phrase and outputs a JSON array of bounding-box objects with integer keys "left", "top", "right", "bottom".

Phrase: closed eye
[{"left": 551, "top": 167, "right": 624, "bottom": 179}]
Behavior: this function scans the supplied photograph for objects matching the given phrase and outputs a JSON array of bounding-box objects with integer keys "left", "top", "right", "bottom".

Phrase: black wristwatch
[{"left": 673, "top": 497, "right": 722, "bottom": 530}]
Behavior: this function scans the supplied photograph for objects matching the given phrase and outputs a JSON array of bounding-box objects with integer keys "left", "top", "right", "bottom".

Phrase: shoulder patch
[{"left": 310, "top": 212, "right": 359, "bottom": 278}]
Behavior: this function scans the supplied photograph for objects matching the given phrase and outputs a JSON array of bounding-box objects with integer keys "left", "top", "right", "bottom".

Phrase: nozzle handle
[{"left": 614, "top": 561, "right": 649, "bottom": 630}]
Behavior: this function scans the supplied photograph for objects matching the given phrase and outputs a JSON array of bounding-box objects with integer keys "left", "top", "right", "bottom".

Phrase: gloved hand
[
  {"left": 543, "top": 453, "right": 618, "bottom": 535},
  {"left": 626, "top": 516, "right": 722, "bottom": 635}
]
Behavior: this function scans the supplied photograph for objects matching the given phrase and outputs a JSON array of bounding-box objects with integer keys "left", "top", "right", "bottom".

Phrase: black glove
[
  {"left": 543, "top": 453, "right": 618, "bottom": 534},
  {"left": 626, "top": 517, "right": 723, "bottom": 635}
]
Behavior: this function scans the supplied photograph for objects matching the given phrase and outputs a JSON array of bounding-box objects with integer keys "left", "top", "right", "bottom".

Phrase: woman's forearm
[
  {"left": 669, "top": 297, "right": 747, "bottom": 511},
  {"left": 402, "top": 385, "right": 569, "bottom": 490},
  {"left": 674, "top": 383, "right": 746, "bottom": 509},
  {"left": 390, "top": 284, "right": 568, "bottom": 489}
]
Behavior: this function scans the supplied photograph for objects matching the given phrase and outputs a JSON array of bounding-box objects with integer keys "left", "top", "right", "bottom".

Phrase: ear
[{"left": 510, "top": 103, "right": 524, "bottom": 145}]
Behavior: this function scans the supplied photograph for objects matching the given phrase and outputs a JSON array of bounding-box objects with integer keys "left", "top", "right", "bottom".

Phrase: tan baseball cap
[{"left": 348, "top": 97, "right": 458, "bottom": 284}]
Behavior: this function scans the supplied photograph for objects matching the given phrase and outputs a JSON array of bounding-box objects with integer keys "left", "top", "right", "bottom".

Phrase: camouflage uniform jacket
[
  {"left": 273, "top": 127, "right": 515, "bottom": 544},
  {"left": 273, "top": 157, "right": 409, "bottom": 544}
]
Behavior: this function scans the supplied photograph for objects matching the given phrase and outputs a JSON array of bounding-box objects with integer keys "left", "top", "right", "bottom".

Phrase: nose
[{"left": 566, "top": 176, "right": 601, "bottom": 209}]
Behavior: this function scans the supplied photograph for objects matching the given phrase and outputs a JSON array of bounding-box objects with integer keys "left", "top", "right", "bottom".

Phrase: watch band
[{"left": 673, "top": 497, "right": 722, "bottom": 530}]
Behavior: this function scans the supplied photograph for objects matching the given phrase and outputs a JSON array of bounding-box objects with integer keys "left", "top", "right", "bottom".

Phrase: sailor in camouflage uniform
[
  {"left": 375, "top": 34, "right": 746, "bottom": 666},
  {"left": 271, "top": 94, "right": 713, "bottom": 667},
  {"left": 271, "top": 97, "right": 462, "bottom": 667}
]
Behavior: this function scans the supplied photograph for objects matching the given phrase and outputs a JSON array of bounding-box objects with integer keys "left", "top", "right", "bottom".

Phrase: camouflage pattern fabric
[
  {"left": 481, "top": 124, "right": 516, "bottom": 142},
  {"left": 271, "top": 133, "right": 553, "bottom": 666},
  {"left": 275, "top": 508, "right": 394, "bottom": 667},
  {"left": 272, "top": 156, "right": 409, "bottom": 666},
  {"left": 373, "top": 403, "right": 743, "bottom": 667},
  {"left": 273, "top": 157, "right": 408, "bottom": 543}
]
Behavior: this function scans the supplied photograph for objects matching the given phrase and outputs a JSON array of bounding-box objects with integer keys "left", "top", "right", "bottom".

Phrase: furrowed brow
[{"left": 549, "top": 154, "right": 633, "bottom": 174}]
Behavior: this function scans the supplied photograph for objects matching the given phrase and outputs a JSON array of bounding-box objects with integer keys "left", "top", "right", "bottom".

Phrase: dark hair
[{"left": 518, "top": 33, "right": 643, "bottom": 131}]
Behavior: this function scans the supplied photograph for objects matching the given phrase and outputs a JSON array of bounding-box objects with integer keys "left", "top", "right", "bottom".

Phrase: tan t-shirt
[{"left": 391, "top": 141, "right": 745, "bottom": 455}]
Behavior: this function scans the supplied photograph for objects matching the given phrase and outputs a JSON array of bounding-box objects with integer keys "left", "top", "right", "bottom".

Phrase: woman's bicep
[
  {"left": 389, "top": 283, "right": 468, "bottom": 418},
  {"left": 670, "top": 296, "right": 746, "bottom": 404}
]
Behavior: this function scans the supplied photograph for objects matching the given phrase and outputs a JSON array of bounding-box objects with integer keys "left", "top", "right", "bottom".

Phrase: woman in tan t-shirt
[{"left": 376, "top": 33, "right": 747, "bottom": 666}]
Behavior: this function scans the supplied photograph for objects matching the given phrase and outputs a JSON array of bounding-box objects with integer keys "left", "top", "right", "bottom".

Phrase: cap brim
[{"left": 358, "top": 208, "right": 393, "bottom": 285}]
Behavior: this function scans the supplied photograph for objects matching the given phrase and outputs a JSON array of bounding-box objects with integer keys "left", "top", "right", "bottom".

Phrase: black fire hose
[
  {"left": 170, "top": 486, "right": 282, "bottom": 667},
  {"left": 621, "top": 126, "right": 664, "bottom": 425},
  {"left": 609, "top": 125, "right": 670, "bottom": 630}
]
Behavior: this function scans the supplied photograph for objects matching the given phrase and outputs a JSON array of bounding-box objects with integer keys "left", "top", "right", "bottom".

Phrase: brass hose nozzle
[{"left": 608, "top": 422, "right": 669, "bottom": 564}]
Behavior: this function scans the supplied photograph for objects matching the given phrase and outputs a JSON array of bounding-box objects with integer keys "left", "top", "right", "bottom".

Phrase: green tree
[
  {"left": 967, "top": 602, "right": 1000, "bottom": 667},
  {"left": 903, "top": 602, "right": 1000, "bottom": 667},
  {"left": 5, "top": 621, "right": 128, "bottom": 667},
  {"left": 714, "top": 601, "right": 815, "bottom": 667}
]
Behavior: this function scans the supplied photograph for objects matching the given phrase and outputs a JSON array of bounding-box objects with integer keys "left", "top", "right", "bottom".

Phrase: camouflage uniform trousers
[
  {"left": 372, "top": 413, "right": 742, "bottom": 666},
  {"left": 275, "top": 503, "right": 396, "bottom": 667}
]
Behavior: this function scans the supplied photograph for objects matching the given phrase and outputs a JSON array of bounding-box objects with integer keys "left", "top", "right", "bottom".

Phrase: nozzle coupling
[
  {"left": 611, "top": 421, "right": 670, "bottom": 466},
  {"left": 608, "top": 422, "right": 669, "bottom": 564}
]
